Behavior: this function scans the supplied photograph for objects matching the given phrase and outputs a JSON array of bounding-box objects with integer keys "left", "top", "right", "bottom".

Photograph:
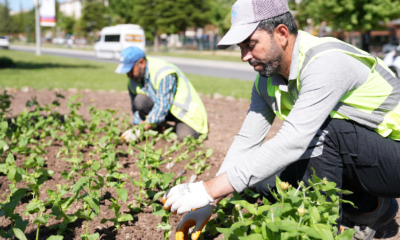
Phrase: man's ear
[
  {"left": 274, "top": 24, "right": 289, "bottom": 48},
  {"left": 138, "top": 58, "right": 147, "bottom": 68}
]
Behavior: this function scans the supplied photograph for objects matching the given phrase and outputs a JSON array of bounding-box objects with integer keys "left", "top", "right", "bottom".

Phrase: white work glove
[
  {"left": 175, "top": 204, "right": 216, "bottom": 240},
  {"left": 162, "top": 181, "right": 214, "bottom": 215},
  {"left": 121, "top": 128, "right": 141, "bottom": 142}
]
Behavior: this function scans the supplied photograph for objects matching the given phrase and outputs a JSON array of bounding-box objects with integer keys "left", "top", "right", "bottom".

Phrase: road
[{"left": 10, "top": 45, "right": 257, "bottom": 81}]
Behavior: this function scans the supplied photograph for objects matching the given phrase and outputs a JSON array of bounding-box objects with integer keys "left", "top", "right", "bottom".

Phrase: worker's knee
[
  {"left": 133, "top": 95, "right": 153, "bottom": 114},
  {"left": 176, "top": 122, "right": 199, "bottom": 141}
]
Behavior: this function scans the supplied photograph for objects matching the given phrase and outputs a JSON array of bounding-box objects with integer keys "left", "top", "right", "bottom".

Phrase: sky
[{"left": 2, "top": 0, "right": 68, "bottom": 12}]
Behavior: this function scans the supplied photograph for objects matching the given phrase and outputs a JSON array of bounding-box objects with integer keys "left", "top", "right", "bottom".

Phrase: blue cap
[{"left": 115, "top": 46, "right": 146, "bottom": 74}]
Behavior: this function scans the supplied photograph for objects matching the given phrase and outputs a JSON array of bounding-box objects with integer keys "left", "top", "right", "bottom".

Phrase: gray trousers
[{"left": 133, "top": 94, "right": 199, "bottom": 141}]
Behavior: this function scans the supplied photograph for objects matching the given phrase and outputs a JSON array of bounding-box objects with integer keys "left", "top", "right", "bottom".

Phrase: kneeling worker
[{"left": 115, "top": 46, "right": 208, "bottom": 141}]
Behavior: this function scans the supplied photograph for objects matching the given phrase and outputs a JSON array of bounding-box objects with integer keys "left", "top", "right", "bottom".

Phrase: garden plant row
[{"left": 0, "top": 90, "right": 356, "bottom": 240}]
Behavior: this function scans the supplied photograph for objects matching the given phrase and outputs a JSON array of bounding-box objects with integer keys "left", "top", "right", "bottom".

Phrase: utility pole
[{"left": 33, "top": 0, "right": 41, "bottom": 56}]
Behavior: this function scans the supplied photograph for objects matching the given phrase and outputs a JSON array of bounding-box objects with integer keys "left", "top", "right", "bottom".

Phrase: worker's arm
[
  {"left": 215, "top": 81, "right": 275, "bottom": 177},
  {"left": 145, "top": 73, "right": 177, "bottom": 126},
  {"left": 127, "top": 84, "right": 142, "bottom": 125}
]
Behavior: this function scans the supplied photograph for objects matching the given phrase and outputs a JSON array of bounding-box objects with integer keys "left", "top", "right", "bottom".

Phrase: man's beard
[
  {"left": 133, "top": 67, "right": 145, "bottom": 83},
  {"left": 249, "top": 38, "right": 283, "bottom": 78}
]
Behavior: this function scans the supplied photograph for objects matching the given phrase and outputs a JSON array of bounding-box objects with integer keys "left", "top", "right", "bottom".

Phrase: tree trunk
[
  {"left": 182, "top": 27, "right": 186, "bottom": 51},
  {"left": 154, "top": 26, "right": 158, "bottom": 52}
]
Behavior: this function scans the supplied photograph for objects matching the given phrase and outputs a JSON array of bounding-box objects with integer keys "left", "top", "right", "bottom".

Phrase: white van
[{"left": 94, "top": 24, "right": 145, "bottom": 59}]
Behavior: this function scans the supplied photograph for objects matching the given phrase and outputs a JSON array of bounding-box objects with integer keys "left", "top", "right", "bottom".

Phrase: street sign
[{"left": 40, "top": 0, "right": 56, "bottom": 27}]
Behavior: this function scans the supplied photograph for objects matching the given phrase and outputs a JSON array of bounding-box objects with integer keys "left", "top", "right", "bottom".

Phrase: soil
[{"left": 0, "top": 89, "right": 399, "bottom": 240}]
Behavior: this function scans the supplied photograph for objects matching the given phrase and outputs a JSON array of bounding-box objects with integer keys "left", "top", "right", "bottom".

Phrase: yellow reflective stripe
[
  {"left": 154, "top": 65, "right": 192, "bottom": 117},
  {"left": 302, "top": 41, "right": 400, "bottom": 122},
  {"left": 300, "top": 41, "right": 371, "bottom": 76}
]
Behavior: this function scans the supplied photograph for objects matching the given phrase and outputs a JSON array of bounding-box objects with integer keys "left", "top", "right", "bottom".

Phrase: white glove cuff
[{"left": 198, "top": 181, "right": 215, "bottom": 203}]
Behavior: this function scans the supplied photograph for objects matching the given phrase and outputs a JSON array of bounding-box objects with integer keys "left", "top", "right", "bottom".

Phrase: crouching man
[{"left": 115, "top": 47, "right": 208, "bottom": 141}]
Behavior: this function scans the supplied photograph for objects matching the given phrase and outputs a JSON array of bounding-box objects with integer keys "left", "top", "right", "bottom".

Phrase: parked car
[
  {"left": 382, "top": 39, "right": 399, "bottom": 54},
  {"left": 383, "top": 46, "right": 400, "bottom": 78},
  {"left": 0, "top": 36, "right": 10, "bottom": 49},
  {"left": 94, "top": 24, "right": 145, "bottom": 59}
]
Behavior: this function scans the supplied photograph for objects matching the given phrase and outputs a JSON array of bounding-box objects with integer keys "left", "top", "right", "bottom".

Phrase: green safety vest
[
  {"left": 255, "top": 31, "right": 400, "bottom": 140},
  {"left": 128, "top": 57, "right": 208, "bottom": 134}
]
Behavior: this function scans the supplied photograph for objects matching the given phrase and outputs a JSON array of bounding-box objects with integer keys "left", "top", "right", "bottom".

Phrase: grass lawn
[{"left": 0, "top": 49, "right": 253, "bottom": 99}]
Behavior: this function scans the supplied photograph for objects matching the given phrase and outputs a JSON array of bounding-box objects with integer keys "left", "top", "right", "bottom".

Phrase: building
[{"left": 59, "top": 0, "right": 83, "bottom": 19}]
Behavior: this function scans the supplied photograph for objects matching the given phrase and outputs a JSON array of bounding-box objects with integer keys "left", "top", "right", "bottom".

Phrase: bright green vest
[
  {"left": 128, "top": 57, "right": 208, "bottom": 134},
  {"left": 256, "top": 31, "right": 400, "bottom": 140}
]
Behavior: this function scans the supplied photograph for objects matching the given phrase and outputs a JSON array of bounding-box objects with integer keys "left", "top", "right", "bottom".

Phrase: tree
[
  {"left": 296, "top": 0, "right": 400, "bottom": 51},
  {"left": 78, "top": 0, "right": 108, "bottom": 35},
  {"left": 108, "top": 0, "right": 136, "bottom": 24},
  {"left": 57, "top": 12, "right": 76, "bottom": 35},
  {"left": 158, "top": 0, "right": 212, "bottom": 35},
  {"left": 210, "top": 0, "right": 236, "bottom": 35},
  {"left": 131, "top": 0, "right": 164, "bottom": 50},
  {"left": 0, "top": 0, "right": 14, "bottom": 34}
]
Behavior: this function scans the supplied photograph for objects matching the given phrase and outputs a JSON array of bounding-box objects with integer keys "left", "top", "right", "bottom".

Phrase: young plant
[
  {"left": 0, "top": 189, "right": 28, "bottom": 240},
  {"left": 151, "top": 173, "right": 187, "bottom": 240},
  {"left": 0, "top": 90, "right": 13, "bottom": 118},
  {"left": 101, "top": 172, "right": 133, "bottom": 229},
  {"left": 215, "top": 169, "right": 356, "bottom": 240},
  {"left": 71, "top": 160, "right": 101, "bottom": 240},
  {"left": 0, "top": 153, "right": 24, "bottom": 200},
  {"left": 46, "top": 184, "right": 78, "bottom": 235}
]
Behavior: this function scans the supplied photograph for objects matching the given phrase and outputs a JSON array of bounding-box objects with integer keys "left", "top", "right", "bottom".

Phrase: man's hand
[
  {"left": 121, "top": 128, "right": 141, "bottom": 142},
  {"left": 162, "top": 181, "right": 214, "bottom": 215},
  {"left": 175, "top": 204, "right": 216, "bottom": 240},
  {"left": 139, "top": 120, "right": 153, "bottom": 131}
]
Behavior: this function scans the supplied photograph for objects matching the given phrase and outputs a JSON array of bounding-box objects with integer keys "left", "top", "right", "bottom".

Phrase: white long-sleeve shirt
[{"left": 216, "top": 32, "right": 370, "bottom": 192}]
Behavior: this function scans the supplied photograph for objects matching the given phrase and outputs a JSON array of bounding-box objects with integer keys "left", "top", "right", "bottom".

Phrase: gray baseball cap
[{"left": 217, "top": 0, "right": 290, "bottom": 49}]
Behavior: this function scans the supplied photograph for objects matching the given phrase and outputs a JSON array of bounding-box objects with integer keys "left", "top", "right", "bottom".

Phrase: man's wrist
[{"left": 203, "top": 173, "right": 235, "bottom": 202}]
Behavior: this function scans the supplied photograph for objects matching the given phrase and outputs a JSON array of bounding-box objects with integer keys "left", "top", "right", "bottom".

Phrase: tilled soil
[{"left": 1, "top": 89, "right": 399, "bottom": 240}]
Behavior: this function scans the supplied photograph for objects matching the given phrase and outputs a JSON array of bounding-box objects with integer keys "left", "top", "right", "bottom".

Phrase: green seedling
[
  {"left": 0, "top": 90, "right": 13, "bottom": 118},
  {"left": 163, "top": 141, "right": 183, "bottom": 157},
  {"left": 100, "top": 151, "right": 122, "bottom": 187},
  {"left": 46, "top": 184, "right": 78, "bottom": 235},
  {"left": 61, "top": 155, "right": 83, "bottom": 184},
  {"left": 0, "top": 119, "right": 9, "bottom": 155},
  {"left": 25, "top": 160, "right": 55, "bottom": 201},
  {"left": 0, "top": 189, "right": 28, "bottom": 240},
  {"left": 23, "top": 196, "right": 52, "bottom": 240},
  {"left": 155, "top": 127, "right": 178, "bottom": 142},
  {"left": 215, "top": 168, "right": 356, "bottom": 240},
  {"left": 101, "top": 172, "right": 133, "bottom": 230},
  {"left": 185, "top": 148, "right": 213, "bottom": 175},
  {"left": 151, "top": 173, "right": 187, "bottom": 240},
  {"left": 71, "top": 160, "right": 101, "bottom": 240},
  {"left": 0, "top": 153, "right": 24, "bottom": 200}
]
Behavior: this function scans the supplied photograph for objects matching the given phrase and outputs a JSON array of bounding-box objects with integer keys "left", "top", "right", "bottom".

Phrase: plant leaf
[
  {"left": 116, "top": 189, "right": 128, "bottom": 203},
  {"left": 46, "top": 235, "right": 64, "bottom": 240},
  {"left": 117, "top": 214, "right": 133, "bottom": 222},
  {"left": 230, "top": 200, "right": 257, "bottom": 215},
  {"left": 238, "top": 234, "right": 263, "bottom": 240},
  {"left": 91, "top": 161, "right": 101, "bottom": 172},
  {"left": 12, "top": 228, "right": 27, "bottom": 240},
  {"left": 337, "top": 228, "right": 356, "bottom": 240},
  {"left": 71, "top": 177, "right": 88, "bottom": 193},
  {"left": 34, "top": 215, "right": 49, "bottom": 225}
]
